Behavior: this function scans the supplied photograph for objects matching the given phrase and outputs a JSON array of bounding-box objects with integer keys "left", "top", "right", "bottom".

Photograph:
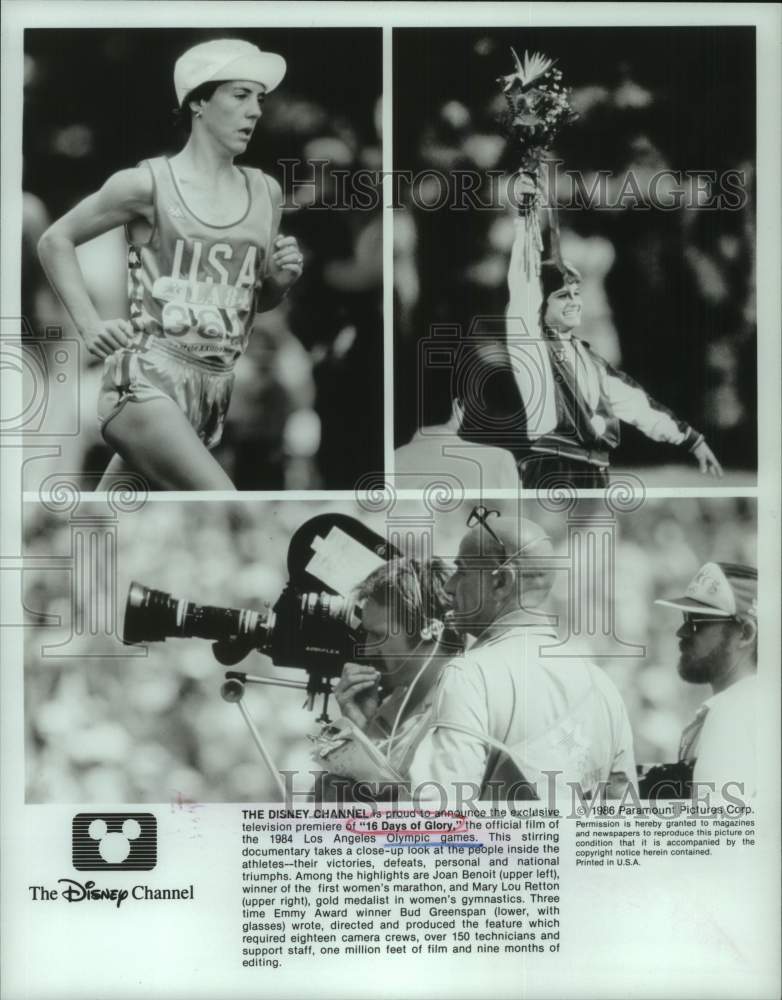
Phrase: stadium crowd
[{"left": 24, "top": 497, "right": 755, "bottom": 802}]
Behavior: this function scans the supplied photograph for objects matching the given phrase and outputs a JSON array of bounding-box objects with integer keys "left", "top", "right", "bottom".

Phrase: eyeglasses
[
  {"left": 681, "top": 614, "right": 736, "bottom": 634},
  {"left": 466, "top": 505, "right": 501, "bottom": 544},
  {"left": 465, "top": 505, "right": 550, "bottom": 574}
]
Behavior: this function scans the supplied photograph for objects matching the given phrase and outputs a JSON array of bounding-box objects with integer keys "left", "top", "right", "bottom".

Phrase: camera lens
[{"left": 123, "top": 583, "right": 182, "bottom": 644}]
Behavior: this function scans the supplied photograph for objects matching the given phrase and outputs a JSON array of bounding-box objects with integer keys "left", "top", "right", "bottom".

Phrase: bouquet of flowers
[
  {"left": 497, "top": 48, "right": 578, "bottom": 175},
  {"left": 497, "top": 48, "right": 578, "bottom": 271}
]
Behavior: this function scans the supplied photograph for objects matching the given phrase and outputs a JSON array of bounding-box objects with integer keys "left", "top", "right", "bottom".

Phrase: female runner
[{"left": 38, "top": 38, "right": 303, "bottom": 490}]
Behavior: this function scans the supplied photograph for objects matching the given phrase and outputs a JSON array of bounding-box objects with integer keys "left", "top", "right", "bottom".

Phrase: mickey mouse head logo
[
  {"left": 88, "top": 817, "right": 141, "bottom": 864},
  {"left": 72, "top": 813, "right": 157, "bottom": 871}
]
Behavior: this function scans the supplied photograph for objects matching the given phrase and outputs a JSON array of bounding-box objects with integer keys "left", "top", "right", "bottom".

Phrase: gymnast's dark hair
[{"left": 539, "top": 259, "right": 581, "bottom": 331}]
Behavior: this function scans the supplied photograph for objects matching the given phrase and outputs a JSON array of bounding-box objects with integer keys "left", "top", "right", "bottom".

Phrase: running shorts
[{"left": 98, "top": 339, "right": 235, "bottom": 451}]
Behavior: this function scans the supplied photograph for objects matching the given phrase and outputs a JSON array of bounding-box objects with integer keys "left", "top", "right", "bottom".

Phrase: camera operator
[{"left": 315, "top": 557, "right": 458, "bottom": 800}]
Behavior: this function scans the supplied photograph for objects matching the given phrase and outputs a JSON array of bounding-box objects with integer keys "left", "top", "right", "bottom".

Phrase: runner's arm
[
  {"left": 37, "top": 167, "right": 153, "bottom": 354},
  {"left": 256, "top": 175, "right": 302, "bottom": 312}
]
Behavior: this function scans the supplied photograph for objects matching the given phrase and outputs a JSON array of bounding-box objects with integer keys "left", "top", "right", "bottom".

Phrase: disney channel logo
[
  {"left": 72, "top": 812, "right": 157, "bottom": 871},
  {"left": 27, "top": 812, "right": 193, "bottom": 908},
  {"left": 28, "top": 879, "right": 194, "bottom": 908}
]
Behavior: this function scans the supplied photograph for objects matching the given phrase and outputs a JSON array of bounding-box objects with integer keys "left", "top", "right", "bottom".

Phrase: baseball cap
[
  {"left": 174, "top": 39, "right": 286, "bottom": 107},
  {"left": 655, "top": 562, "right": 757, "bottom": 618}
]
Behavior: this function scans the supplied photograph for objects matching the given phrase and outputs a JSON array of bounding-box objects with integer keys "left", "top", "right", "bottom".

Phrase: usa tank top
[{"left": 126, "top": 156, "right": 275, "bottom": 368}]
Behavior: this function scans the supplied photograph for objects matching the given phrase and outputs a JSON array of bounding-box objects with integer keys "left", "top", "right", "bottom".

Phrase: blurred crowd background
[
  {"left": 24, "top": 496, "right": 756, "bottom": 802},
  {"left": 394, "top": 28, "right": 757, "bottom": 481},
  {"left": 22, "top": 28, "right": 383, "bottom": 489}
]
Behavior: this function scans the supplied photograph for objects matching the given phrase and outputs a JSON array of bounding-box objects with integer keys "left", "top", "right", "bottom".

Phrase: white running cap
[{"left": 174, "top": 39, "right": 286, "bottom": 106}]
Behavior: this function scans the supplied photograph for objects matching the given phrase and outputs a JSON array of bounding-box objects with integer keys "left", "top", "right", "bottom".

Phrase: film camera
[{"left": 123, "top": 514, "right": 400, "bottom": 722}]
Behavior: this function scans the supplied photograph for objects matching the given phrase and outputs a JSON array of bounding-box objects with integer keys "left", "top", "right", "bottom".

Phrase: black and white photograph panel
[
  {"left": 393, "top": 28, "right": 756, "bottom": 490},
  {"left": 22, "top": 28, "right": 383, "bottom": 492},
  {"left": 24, "top": 494, "right": 757, "bottom": 804}
]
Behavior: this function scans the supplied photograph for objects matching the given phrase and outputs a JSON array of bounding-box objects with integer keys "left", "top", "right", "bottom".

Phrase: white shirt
[
  {"left": 368, "top": 684, "right": 436, "bottom": 775},
  {"left": 685, "top": 675, "right": 757, "bottom": 798},
  {"left": 407, "top": 610, "right": 637, "bottom": 802}
]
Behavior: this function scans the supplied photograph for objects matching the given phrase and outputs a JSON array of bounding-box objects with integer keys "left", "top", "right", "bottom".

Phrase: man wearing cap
[
  {"left": 39, "top": 38, "right": 303, "bottom": 491},
  {"left": 485, "top": 173, "right": 724, "bottom": 489},
  {"left": 655, "top": 562, "right": 758, "bottom": 798},
  {"left": 405, "top": 508, "right": 638, "bottom": 803}
]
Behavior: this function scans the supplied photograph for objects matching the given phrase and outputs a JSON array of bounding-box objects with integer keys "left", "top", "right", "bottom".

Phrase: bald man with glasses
[
  {"left": 406, "top": 508, "right": 637, "bottom": 804},
  {"left": 655, "top": 561, "right": 758, "bottom": 798}
]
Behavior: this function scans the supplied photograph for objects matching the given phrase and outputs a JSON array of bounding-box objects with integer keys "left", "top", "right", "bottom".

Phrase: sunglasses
[{"left": 681, "top": 614, "right": 736, "bottom": 634}]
